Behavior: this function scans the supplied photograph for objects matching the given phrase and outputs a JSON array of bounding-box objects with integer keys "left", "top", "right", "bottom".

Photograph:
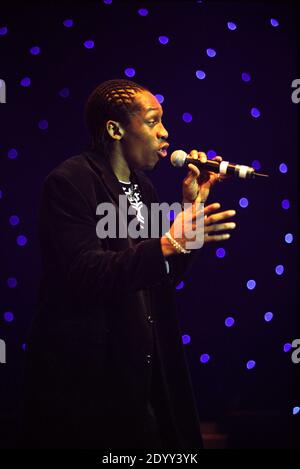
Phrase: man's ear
[{"left": 106, "top": 120, "right": 125, "bottom": 140}]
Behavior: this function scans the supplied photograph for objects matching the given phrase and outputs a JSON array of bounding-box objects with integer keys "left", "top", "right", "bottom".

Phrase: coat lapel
[
  {"left": 84, "top": 149, "right": 125, "bottom": 206},
  {"left": 84, "top": 149, "right": 152, "bottom": 208},
  {"left": 83, "top": 149, "right": 152, "bottom": 244}
]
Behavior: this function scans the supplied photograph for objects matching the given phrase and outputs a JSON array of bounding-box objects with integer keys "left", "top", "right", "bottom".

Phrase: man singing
[{"left": 22, "top": 79, "right": 236, "bottom": 449}]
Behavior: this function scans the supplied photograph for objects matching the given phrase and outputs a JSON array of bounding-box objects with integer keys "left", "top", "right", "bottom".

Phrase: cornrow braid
[{"left": 85, "top": 78, "right": 149, "bottom": 155}]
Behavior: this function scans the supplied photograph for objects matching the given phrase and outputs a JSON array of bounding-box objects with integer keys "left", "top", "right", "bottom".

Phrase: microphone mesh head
[{"left": 170, "top": 150, "right": 187, "bottom": 167}]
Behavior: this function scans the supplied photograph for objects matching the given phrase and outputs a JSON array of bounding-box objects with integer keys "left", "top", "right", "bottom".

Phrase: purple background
[{"left": 0, "top": 0, "right": 299, "bottom": 448}]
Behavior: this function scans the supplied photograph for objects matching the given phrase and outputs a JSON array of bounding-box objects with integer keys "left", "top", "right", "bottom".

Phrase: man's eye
[{"left": 148, "top": 120, "right": 156, "bottom": 125}]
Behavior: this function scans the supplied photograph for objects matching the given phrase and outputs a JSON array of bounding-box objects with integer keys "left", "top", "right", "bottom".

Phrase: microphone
[{"left": 170, "top": 150, "right": 269, "bottom": 179}]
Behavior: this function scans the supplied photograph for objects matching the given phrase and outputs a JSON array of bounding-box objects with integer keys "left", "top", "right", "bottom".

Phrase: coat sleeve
[{"left": 39, "top": 172, "right": 171, "bottom": 302}]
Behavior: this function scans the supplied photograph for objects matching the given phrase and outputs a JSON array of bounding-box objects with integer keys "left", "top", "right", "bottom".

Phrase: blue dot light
[
  {"left": 176, "top": 281, "right": 185, "bottom": 290},
  {"left": 285, "top": 233, "right": 293, "bottom": 244},
  {"left": 246, "top": 360, "right": 256, "bottom": 370},
  {"left": 279, "top": 163, "right": 288, "bottom": 174},
  {"left": 7, "top": 148, "right": 18, "bottom": 159},
  {"left": 182, "top": 334, "right": 191, "bottom": 345},
  {"left": 17, "top": 235, "right": 27, "bottom": 246},
  {"left": 216, "top": 248, "right": 226, "bottom": 258},
  {"left": 155, "top": 94, "right": 164, "bottom": 103},
  {"left": 38, "top": 119, "right": 48, "bottom": 130},
  {"left": 281, "top": 199, "right": 290, "bottom": 210},
  {"left": 196, "top": 70, "right": 206, "bottom": 80},
  {"left": 7, "top": 277, "right": 17, "bottom": 288},
  {"left": 292, "top": 406, "right": 300, "bottom": 415},
  {"left": 206, "top": 48, "right": 216, "bottom": 57},
  {"left": 275, "top": 264, "right": 284, "bottom": 276},
  {"left": 59, "top": 88, "right": 70, "bottom": 98},
  {"left": 251, "top": 160, "right": 261, "bottom": 170},
  {"left": 138, "top": 8, "right": 148, "bottom": 16},
  {"left": 167, "top": 210, "right": 176, "bottom": 222},
  {"left": 182, "top": 112, "right": 193, "bottom": 123},
  {"left": 125, "top": 68, "right": 135, "bottom": 78},
  {"left": 4, "top": 312, "right": 14, "bottom": 322},
  {"left": 22, "top": 343, "right": 27, "bottom": 351},
  {"left": 264, "top": 312, "right": 273, "bottom": 322},
  {"left": 207, "top": 149, "right": 217, "bottom": 158},
  {"left": 84, "top": 40, "right": 94, "bottom": 49},
  {"left": 103, "top": 0, "right": 112, "bottom": 4},
  {"left": 63, "top": 19, "right": 73, "bottom": 27},
  {"left": 20, "top": 77, "right": 31, "bottom": 87},
  {"left": 283, "top": 343, "right": 292, "bottom": 353},
  {"left": 227, "top": 22, "right": 237, "bottom": 30},
  {"left": 158, "top": 36, "right": 169, "bottom": 45},
  {"left": 225, "top": 317, "right": 235, "bottom": 327},
  {"left": 270, "top": 18, "right": 279, "bottom": 27},
  {"left": 241, "top": 72, "right": 251, "bottom": 82},
  {"left": 9, "top": 215, "right": 20, "bottom": 226},
  {"left": 0, "top": 27, "right": 8, "bottom": 36},
  {"left": 200, "top": 354, "right": 210, "bottom": 364},
  {"left": 30, "top": 46, "right": 41, "bottom": 55},
  {"left": 251, "top": 107, "right": 261, "bottom": 118},
  {"left": 239, "top": 197, "right": 249, "bottom": 208},
  {"left": 247, "top": 279, "right": 256, "bottom": 290}
]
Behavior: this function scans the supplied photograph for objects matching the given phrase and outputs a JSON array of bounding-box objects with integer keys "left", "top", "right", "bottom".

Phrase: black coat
[{"left": 22, "top": 150, "right": 203, "bottom": 449}]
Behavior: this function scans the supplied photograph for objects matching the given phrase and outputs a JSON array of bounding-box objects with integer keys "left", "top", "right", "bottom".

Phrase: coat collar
[{"left": 83, "top": 148, "right": 151, "bottom": 207}]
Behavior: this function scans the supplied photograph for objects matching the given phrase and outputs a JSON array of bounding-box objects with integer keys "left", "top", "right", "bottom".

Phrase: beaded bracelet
[{"left": 165, "top": 231, "right": 191, "bottom": 254}]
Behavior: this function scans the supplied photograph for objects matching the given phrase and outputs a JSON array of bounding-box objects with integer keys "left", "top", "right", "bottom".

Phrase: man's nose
[{"left": 158, "top": 123, "right": 168, "bottom": 140}]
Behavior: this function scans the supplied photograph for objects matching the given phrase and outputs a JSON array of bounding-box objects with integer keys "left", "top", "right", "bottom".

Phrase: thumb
[{"left": 187, "top": 163, "right": 200, "bottom": 178}]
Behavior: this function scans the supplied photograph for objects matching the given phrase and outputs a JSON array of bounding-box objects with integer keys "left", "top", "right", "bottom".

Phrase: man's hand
[
  {"left": 160, "top": 201, "right": 237, "bottom": 257},
  {"left": 203, "top": 203, "right": 236, "bottom": 243},
  {"left": 182, "top": 149, "right": 226, "bottom": 204}
]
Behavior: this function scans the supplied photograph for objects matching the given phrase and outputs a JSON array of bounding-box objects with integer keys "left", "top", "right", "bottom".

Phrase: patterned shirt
[
  {"left": 118, "top": 177, "right": 170, "bottom": 274},
  {"left": 118, "top": 179, "right": 145, "bottom": 231}
]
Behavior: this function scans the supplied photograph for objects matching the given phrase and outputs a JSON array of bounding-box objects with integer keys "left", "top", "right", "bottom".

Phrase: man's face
[{"left": 121, "top": 90, "right": 169, "bottom": 171}]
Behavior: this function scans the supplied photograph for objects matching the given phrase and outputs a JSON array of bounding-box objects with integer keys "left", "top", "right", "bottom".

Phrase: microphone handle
[{"left": 185, "top": 157, "right": 268, "bottom": 179}]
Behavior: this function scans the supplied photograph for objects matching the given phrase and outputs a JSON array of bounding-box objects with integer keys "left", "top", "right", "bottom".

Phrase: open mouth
[
  {"left": 157, "top": 144, "right": 169, "bottom": 158},
  {"left": 157, "top": 148, "right": 168, "bottom": 158}
]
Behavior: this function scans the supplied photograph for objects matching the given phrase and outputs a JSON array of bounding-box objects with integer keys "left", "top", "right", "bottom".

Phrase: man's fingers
[
  {"left": 186, "top": 150, "right": 209, "bottom": 183},
  {"left": 189, "top": 149, "right": 201, "bottom": 159},
  {"left": 189, "top": 150, "right": 207, "bottom": 164},
  {"left": 205, "top": 209, "right": 236, "bottom": 225},
  {"left": 204, "top": 203, "right": 221, "bottom": 215},
  {"left": 198, "top": 151, "right": 207, "bottom": 164},
  {"left": 204, "top": 233, "right": 231, "bottom": 242},
  {"left": 187, "top": 163, "right": 200, "bottom": 178},
  {"left": 188, "top": 150, "right": 202, "bottom": 178},
  {"left": 205, "top": 222, "right": 236, "bottom": 234}
]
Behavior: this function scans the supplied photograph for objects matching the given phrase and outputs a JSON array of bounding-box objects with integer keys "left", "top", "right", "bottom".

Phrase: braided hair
[{"left": 85, "top": 78, "right": 149, "bottom": 155}]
